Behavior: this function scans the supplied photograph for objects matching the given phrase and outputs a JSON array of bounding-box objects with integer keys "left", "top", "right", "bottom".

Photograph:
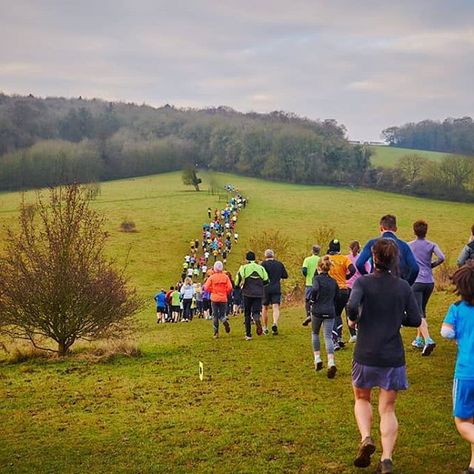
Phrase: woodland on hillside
[{"left": 0, "top": 94, "right": 473, "bottom": 201}]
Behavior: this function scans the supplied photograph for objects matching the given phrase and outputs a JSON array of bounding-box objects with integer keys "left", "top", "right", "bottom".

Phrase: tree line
[
  {"left": 382, "top": 117, "right": 474, "bottom": 155},
  {"left": 0, "top": 93, "right": 368, "bottom": 191},
  {"left": 0, "top": 93, "right": 473, "bottom": 202}
]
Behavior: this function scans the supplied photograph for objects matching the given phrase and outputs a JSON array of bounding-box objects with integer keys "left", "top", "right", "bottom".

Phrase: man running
[
  {"left": 235, "top": 251, "right": 269, "bottom": 340},
  {"left": 261, "top": 249, "right": 288, "bottom": 335},
  {"left": 302, "top": 245, "right": 321, "bottom": 326},
  {"left": 356, "top": 214, "right": 419, "bottom": 285},
  {"left": 327, "top": 239, "right": 356, "bottom": 349}
]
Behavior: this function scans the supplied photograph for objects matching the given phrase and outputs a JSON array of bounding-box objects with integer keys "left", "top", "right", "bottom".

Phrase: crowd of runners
[
  {"left": 154, "top": 188, "right": 247, "bottom": 326},
  {"left": 154, "top": 203, "right": 474, "bottom": 474}
]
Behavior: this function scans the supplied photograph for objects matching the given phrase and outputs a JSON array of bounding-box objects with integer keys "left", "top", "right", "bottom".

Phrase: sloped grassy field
[
  {"left": 0, "top": 172, "right": 473, "bottom": 473},
  {"left": 369, "top": 145, "right": 452, "bottom": 168}
]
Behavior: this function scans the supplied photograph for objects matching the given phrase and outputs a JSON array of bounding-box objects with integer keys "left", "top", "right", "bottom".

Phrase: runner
[
  {"left": 356, "top": 214, "right": 419, "bottom": 285},
  {"left": 347, "top": 238, "right": 421, "bottom": 473},
  {"left": 457, "top": 224, "right": 474, "bottom": 266},
  {"left": 170, "top": 286, "right": 181, "bottom": 323},
  {"left": 235, "top": 251, "right": 269, "bottom": 340},
  {"left": 154, "top": 289, "right": 167, "bottom": 324},
  {"left": 409, "top": 220, "right": 445, "bottom": 356},
  {"left": 203, "top": 261, "right": 233, "bottom": 338},
  {"left": 302, "top": 245, "right": 321, "bottom": 326},
  {"left": 180, "top": 277, "right": 195, "bottom": 322},
  {"left": 346, "top": 241, "right": 370, "bottom": 343},
  {"left": 261, "top": 249, "right": 288, "bottom": 335},
  {"left": 441, "top": 261, "right": 474, "bottom": 474},
  {"left": 311, "top": 256, "right": 339, "bottom": 378},
  {"left": 327, "top": 239, "right": 355, "bottom": 349},
  {"left": 194, "top": 282, "right": 204, "bottom": 318}
]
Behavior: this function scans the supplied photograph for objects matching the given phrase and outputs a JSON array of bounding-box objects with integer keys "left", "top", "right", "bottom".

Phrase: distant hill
[{"left": 369, "top": 145, "right": 453, "bottom": 168}]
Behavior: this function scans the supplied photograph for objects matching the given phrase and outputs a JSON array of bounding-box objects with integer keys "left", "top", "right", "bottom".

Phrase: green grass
[
  {"left": 369, "top": 145, "right": 452, "bottom": 168},
  {"left": 1, "top": 172, "right": 473, "bottom": 473}
]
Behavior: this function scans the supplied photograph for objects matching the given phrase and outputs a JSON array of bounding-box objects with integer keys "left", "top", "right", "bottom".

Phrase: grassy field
[
  {"left": 369, "top": 145, "right": 451, "bottom": 168},
  {"left": 1, "top": 172, "right": 473, "bottom": 473}
]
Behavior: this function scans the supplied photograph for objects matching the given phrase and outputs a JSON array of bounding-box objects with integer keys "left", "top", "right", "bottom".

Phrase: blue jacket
[{"left": 356, "top": 231, "right": 419, "bottom": 286}]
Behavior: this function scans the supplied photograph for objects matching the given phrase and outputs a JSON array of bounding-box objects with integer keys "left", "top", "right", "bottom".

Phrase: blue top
[
  {"left": 356, "top": 231, "right": 419, "bottom": 286},
  {"left": 444, "top": 301, "right": 474, "bottom": 380},
  {"left": 154, "top": 292, "right": 167, "bottom": 307}
]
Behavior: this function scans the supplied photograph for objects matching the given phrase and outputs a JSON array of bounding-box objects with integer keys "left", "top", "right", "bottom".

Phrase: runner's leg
[{"left": 378, "top": 389, "right": 398, "bottom": 461}]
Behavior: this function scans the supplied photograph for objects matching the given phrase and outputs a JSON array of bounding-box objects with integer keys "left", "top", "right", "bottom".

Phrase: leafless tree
[{"left": 0, "top": 184, "right": 143, "bottom": 356}]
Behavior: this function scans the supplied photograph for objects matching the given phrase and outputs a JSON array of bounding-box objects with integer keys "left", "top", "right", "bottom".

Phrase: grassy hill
[
  {"left": 369, "top": 145, "right": 452, "bottom": 167},
  {"left": 1, "top": 172, "right": 473, "bottom": 473}
]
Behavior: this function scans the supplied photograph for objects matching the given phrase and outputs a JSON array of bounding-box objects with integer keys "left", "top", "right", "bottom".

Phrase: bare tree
[
  {"left": 397, "top": 154, "right": 428, "bottom": 185},
  {"left": 0, "top": 185, "right": 143, "bottom": 356}
]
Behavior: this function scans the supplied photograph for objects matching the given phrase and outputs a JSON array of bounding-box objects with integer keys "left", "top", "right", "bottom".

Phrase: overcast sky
[{"left": 1, "top": 0, "right": 473, "bottom": 140}]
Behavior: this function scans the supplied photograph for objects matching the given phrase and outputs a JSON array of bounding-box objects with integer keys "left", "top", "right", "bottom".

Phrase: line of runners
[
  {"left": 155, "top": 207, "right": 474, "bottom": 474},
  {"left": 154, "top": 189, "right": 247, "bottom": 324}
]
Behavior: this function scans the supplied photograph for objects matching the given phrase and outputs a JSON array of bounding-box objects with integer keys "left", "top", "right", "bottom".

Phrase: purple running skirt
[{"left": 352, "top": 361, "right": 408, "bottom": 391}]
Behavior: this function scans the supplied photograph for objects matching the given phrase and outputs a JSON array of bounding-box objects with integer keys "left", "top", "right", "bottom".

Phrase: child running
[
  {"left": 441, "top": 261, "right": 474, "bottom": 474},
  {"left": 310, "top": 255, "right": 339, "bottom": 378}
]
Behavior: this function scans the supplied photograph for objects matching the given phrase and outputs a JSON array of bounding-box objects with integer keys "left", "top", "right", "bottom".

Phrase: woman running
[
  {"left": 311, "top": 255, "right": 339, "bottom": 378},
  {"left": 409, "top": 220, "right": 445, "bottom": 356},
  {"left": 327, "top": 239, "right": 355, "bottom": 349},
  {"left": 347, "top": 238, "right": 421, "bottom": 473},
  {"left": 180, "top": 277, "right": 195, "bottom": 322},
  {"left": 203, "top": 261, "right": 232, "bottom": 338}
]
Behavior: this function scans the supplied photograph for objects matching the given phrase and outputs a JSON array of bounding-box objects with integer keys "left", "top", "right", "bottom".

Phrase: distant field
[
  {"left": 369, "top": 144, "right": 452, "bottom": 167},
  {"left": 1, "top": 172, "right": 473, "bottom": 473}
]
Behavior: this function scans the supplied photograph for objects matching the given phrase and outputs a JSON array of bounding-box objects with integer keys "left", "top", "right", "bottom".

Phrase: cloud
[{"left": 0, "top": 0, "right": 473, "bottom": 140}]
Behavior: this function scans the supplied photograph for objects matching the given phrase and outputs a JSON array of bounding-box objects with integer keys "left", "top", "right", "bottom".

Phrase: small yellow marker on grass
[{"left": 199, "top": 361, "right": 204, "bottom": 381}]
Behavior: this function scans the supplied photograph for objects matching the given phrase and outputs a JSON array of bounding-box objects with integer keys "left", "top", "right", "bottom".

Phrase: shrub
[
  {"left": 120, "top": 220, "right": 137, "bottom": 232},
  {"left": 0, "top": 184, "right": 143, "bottom": 356}
]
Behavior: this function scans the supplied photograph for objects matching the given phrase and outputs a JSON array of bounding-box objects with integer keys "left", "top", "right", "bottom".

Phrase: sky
[{"left": 1, "top": 0, "right": 473, "bottom": 141}]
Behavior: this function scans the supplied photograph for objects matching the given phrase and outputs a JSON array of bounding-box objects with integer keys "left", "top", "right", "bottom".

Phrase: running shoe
[
  {"left": 263, "top": 327, "right": 269, "bottom": 335},
  {"left": 461, "top": 468, "right": 474, "bottom": 474},
  {"left": 302, "top": 317, "right": 311, "bottom": 326},
  {"left": 327, "top": 365, "right": 337, "bottom": 379},
  {"left": 315, "top": 361, "right": 323, "bottom": 371},
  {"left": 213, "top": 333, "right": 219, "bottom": 339},
  {"left": 272, "top": 324, "right": 278, "bottom": 336},
  {"left": 411, "top": 338, "right": 424, "bottom": 349},
  {"left": 338, "top": 339, "right": 345, "bottom": 348},
  {"left": 256, "top": 320, "right": 263, "bottom": 336},
  {"left": 349, "top": 335, "right": 357, "bottom": 343},
  {"left": 245, "top": 336, "right": 252, "bottom": 341},
  {"left": 422, "top": 341, "right": 436, "bottom": 356},
  {"left": 334, "top": 342, "right": 341, "bottom": 351},
  {"left": 353, "top": 436, "right": 376, "bottom": 468},
  {"left": 376, "top": 459, "right": 393, "bottom": 473},
  {"left": 224, "top": 321, "right": 231, "bottom": 334}
]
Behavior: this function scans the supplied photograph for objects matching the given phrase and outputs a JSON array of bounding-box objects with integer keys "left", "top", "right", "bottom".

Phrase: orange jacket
[{"left": 203, "top": 272, "right": 232, "bottom": 303}]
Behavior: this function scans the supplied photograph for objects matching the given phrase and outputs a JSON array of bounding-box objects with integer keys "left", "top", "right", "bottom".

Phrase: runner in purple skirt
[{"left": 347, "top": 238, "right": 421, "bottom": 474}]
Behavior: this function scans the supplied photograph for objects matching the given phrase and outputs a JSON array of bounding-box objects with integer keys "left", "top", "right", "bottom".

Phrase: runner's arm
[
  {"left": 457, "top": 245, "right": 471, "bottom": 266},
  {"left": 356, "top": 242, "right": 372, "bottom": 275},
  {"left": 402, "top": 287, "right": 422, "bottom": 327},
  {"left": 431, "top": 244, "right": 445, "bottom": 268},
  {"left": 346, "top": 263, "right": 356, "bottom": 280},
  {"left": 347, "top": 279, "right": 363, "bottom": 322}
]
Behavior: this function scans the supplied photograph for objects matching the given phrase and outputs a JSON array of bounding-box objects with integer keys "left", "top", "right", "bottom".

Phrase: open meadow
[
  {"left": 1, "top": 172, "right": 473, "bottom": 473},
  {"left": 369, "top": 145, "right": 452, "bottom": 168}
]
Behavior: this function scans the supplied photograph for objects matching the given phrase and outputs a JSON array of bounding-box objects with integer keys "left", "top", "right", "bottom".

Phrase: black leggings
[
  {"left": 332, "top": 288, "right": 352, "bottom": 340},
  {"left": 412, "top": 282, "right": 434, "bottom": 317}
]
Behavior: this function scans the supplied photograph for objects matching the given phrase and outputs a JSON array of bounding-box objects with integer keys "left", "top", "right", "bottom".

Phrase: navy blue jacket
[{"left": 356, "top": 231, "right": 419, "bottom": 286}]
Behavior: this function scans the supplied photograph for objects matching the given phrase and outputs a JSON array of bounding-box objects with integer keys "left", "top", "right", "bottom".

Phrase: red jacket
[{"left": 203, "top": 272, "right": 232, "bottom": 303}]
